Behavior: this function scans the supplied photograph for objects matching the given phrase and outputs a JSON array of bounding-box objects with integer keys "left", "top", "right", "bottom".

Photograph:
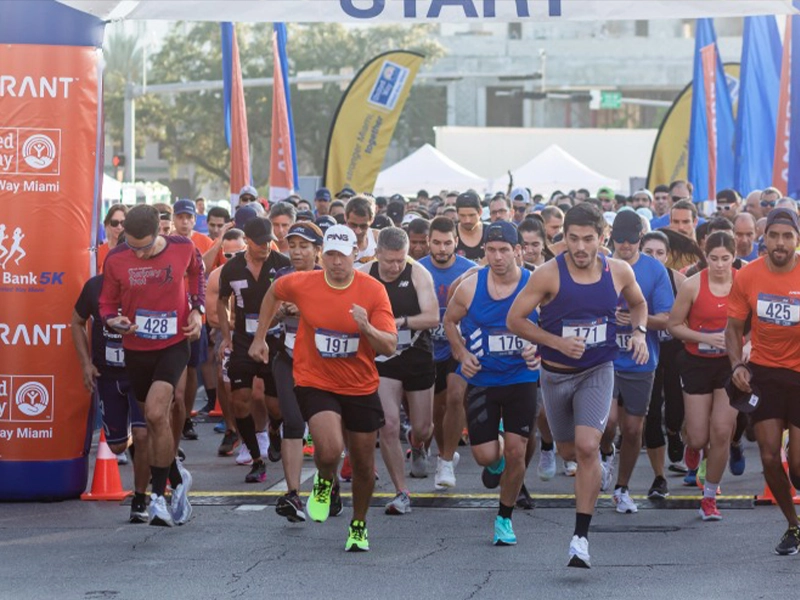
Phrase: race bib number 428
[
  {"left": 757, "top": 293, "right": 800, "bottom": 326},
  {"left": 135, "top": 310, "right": 178, "bottom": 340}
]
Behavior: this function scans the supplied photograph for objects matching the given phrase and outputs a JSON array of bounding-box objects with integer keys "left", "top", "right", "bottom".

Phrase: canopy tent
[
  {"left": 498, "top": 144, "right": 620, "bottom": 198},
  {"left": 57, "top": 1, "right": 797, "bottom": 23},
  {"left": 373, "top": 144, "right": 488, "bottom": 196}
]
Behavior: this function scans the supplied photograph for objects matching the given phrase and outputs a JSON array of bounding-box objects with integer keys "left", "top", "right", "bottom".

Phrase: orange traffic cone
[
  {"left": 81, "top": 430, "right": 131, "bottom": 501},
  {"left": 209, "top": 398, "right": 222, "bottom": 418}
]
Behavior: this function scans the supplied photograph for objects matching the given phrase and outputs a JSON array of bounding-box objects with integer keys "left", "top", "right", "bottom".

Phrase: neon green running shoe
[
  {"left": 696, "top": 458, "right": 707, "bottom": 488},
  {"left": 345, "top": 520, "right": 369, "bottom": 552},
  {"left": 306, "top": 472, "right": 333, "bottom": 523}
]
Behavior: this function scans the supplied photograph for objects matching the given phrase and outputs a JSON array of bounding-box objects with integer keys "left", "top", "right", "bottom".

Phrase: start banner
[{"left": 0, "top": 43, "right": 102, "bottom": 498}]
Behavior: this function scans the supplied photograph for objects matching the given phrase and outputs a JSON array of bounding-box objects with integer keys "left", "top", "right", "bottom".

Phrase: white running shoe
[
  {"left": 256, "top": 431, "right": 269, "bottom": 460},
  {"left": 236, "top": 441, "right": 253, "bottom": 466},
  {"left": 613, "top": 487, "right": 639, "bottom": 514},
  {"left": 568, "top": 535, "right": 591, "bottom": 568},
  {"left": 435, "top": 458, "right": 456, "bottom": 490},
  {"left": 538, "top": 449, "right": 557, "bottom": 481},
  {"left": 563, "top": 460, "right": 577, "bottom": 477},
  {"left": 409, "top": 446, "right": 429, "bottom": 479},
  {"left": 384, "top": 491, "right": 412, "bottom": 515},
  {"left": 116, "top": 452, "right": 128, "bottom": 465},
  {"left": 176, "top": 459, "right": 192, "bottom": 494},
  {"left": 600, "top": 448, "right": 616, "bottom": 492},
  {"left": 170, "top": 483, "right": 193, "bottom": 525},
  {"left": 148, "top": 494, "right": 175, "bottom": 527}
]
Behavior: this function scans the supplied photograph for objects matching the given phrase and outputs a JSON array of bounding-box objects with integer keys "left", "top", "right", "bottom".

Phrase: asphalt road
[{"left": 1, "top": 411, "right": 796, "bottom": 600}]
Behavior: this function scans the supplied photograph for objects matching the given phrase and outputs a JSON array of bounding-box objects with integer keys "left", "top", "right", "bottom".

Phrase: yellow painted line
[{"left": 188, "top": 491, "right": 756, "bottom": 501}]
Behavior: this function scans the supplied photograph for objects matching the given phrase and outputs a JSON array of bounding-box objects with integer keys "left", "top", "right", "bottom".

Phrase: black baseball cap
[
  {"left": 725, "top": 372, "right": 761, "bottom": 414},
  {"left": 336, "top": 186, "right": 356, "bottom": 199},
  {"left": 387, "top": 201, "right": 405, "bottom": 225},
  {"left": 314, "top": 215, "right": 337, "bottom": 234},
  {"left": 244, "top": 217, "right": 276, "bottom": 245},
  {"left": 612, "top": 209, "right": 644, "bottom": 244},
  {"left": 485, "top": 221, "right": 520, "bottom": 246},
  {"left": 765, "top": 208, "right": 800, "bottom": 234},
  {"left": 287, "top": 222, "right": 323, "bottom": 245},
  {"left": 456, "top": 190, "right": 482, "bottom": 212},
  {"left": 372, "top": 214, "right": 393, "bottom": 230}
]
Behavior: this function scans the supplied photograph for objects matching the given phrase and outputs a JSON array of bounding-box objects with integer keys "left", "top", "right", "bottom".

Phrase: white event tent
[{"left": 373, "top": 144, "right": 488, "bottom": 196}]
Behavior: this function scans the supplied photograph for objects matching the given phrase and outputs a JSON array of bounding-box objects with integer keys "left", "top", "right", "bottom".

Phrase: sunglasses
[
  {"left": 716, "top": 203, "right": 735, "bottom": 211},
  {"left": 239, "top": 196, "right": 255, "bottom": 203},
  {"left": 125, "top": 235, "right": 158, "bottom": 252},
  {"left": 347, "top": 222, "right": 370, "bottom": 231},
  {"left": 159, "top": 212, "right": 171, "bottom": 221},
  {"left": 109, "top": 219, "right": 125, "bottom": 227},
  {"left": 761, "top": 200, "right": 776, "bottom": 208},
  {"left": 514, "top": 206, "right": 527, "bottom": 212},
  {"left": 612, "top": 235, "right": 640, "bottom": 245},
  {"left": 223, "top": 251, "right": 238, "bottom": 259}
]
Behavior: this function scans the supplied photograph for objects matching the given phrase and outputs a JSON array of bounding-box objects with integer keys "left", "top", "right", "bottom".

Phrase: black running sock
[
  {"left": 540, "top": 440, "right": 554, "bottom": 452},
  {"left": 614, "top": 484, "right": 626, "bottom": 492},
  {"left": 236, "top": 415, "right": 261, "bottom": 461},
  {"left": 601, "top": 448, "right": 614, "bottom": 459},
  {"left": 574, "top": 512, "right": 592, "bottom": 539},
  {"left": 269, "top": 417, "right": 283, "bottom": 432},
  {"left": 169, "top": 459, "right": 183, "bottom": 487},
  {"left": 133, "top": 491, "right": 147, "bottom": 505},
  {"left": 151, "top": 466, "right": 170, "bottom": 496},
  {"left": 205, "top": 387, "right": 217, "bottom": 407},
  {"left": 498, "top": 503, "right": 514, "bottom": 519}
]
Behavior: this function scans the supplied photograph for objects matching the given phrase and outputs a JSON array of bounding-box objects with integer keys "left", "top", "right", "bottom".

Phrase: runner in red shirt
[{"left": 100, "top": 204, "right": 205, "bottom": 528}]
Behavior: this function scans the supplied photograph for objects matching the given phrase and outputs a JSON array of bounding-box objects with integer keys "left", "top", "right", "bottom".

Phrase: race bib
[
  {"left": 105, "top": 341, "right": 125, "bottom": 367},
  {"left": 134, "top": 309, "right": 178, "bottom": 340},
  {"left": 245, "top": 313, "right": 259, "bottom": 335},
  {"left": 431, "top": 323, "right": 447, "bottom": 343},
  {"left": 562, "top": 317, "right": 608, "bottom": 349},
  {"left": 757, "top": 293, "right": 800, "bottom": 326},
  {"left": 616, "top": 331, "right": 632, "bottom": 351},
  {"left": 658, "top": 329, "right": 673, "bottom": 342},
  {"left": 698, "top": 329, "right": 725, "bottom": 355},
  {"left": 487, "top": 329, "right": 527, "bottom": 356},
  {"left": 397, "top": 327, "right": 413, "bottom": 352},
  {"left": 284, "top": 318, "right": 299, "bottom": 355},
  {"left": 315, "top": 328, "right": 360, "bottom": 358}
]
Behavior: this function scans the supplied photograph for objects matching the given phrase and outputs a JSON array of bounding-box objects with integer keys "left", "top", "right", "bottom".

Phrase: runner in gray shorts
[
  {"left": 540, "top": 363, "right": 615, "bottom": 440},
  {"left": 613, "top": 371, "right": 656, "bottom": 418}
]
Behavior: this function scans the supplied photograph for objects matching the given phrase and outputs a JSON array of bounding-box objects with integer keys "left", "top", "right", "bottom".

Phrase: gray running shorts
[
  {"left": 613, "top": 370, "right": 656, "bottom": 418},
  {"left": 541, "top": 361, "right": 614, "bottom": 442}
]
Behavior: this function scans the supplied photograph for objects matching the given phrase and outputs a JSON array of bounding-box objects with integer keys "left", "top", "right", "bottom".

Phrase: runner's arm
[
  {"left": 187, "top": 246, "right": 206, "bottom": 309},
  {"left": 726, "top": 316, "right": 751, "bottom": 392},
  {"left": 443, "top": 276, "right": 474, "bottom": 363},
  {"left": 506, "top": 266, "right": 565, "bottom": 352},
  {"left": 666, "top": 276, "right": 713, "bottom": 345},
  {"left": 407, "top": 264, "right": 440, "bottom": 330},
  {"left": 70, "top": 309, "right": 99, "bottom": 392}
]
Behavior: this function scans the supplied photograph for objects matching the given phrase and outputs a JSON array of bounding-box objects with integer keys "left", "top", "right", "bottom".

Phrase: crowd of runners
[{"left": 77, "top": 180, "right": 800, "bottom": 567}]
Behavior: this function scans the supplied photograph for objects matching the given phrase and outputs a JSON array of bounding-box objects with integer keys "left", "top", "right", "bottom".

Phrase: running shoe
[
  {"left": 696, "top": 459, "right": 707, "bottom": 487},
  {"left": 256, "top": 431, "right": 270, "bottom": 461},
  {"left": 176, "top": 460, "right": 192, "bottom": 494},
  {"left": 409, "top": 446, "right": 428, "bottom": 478},
  {"left": 345, "top": 520, "right": 369, "bottom": 552},
  {"left": 538, "top": 448, "right": 557, "bottom": 481},
  {"left": 303, "top": 440, "right": 315, "bottom": 458},
  {"left": 647, "top": 476, "right": 669, "bottom": 500},
  {"left": 177, "top": 447, "right": 186, "bottom": 462},
  {"left": 613, "top": 488, "right": 638, "bottom": 514},
  {"left": 214, "top": 420, "right": 227, "bottom": 434},
  {"left": 568, "top": 535, "right": 590, "bottom": 568},
  {"left": 236, "top": 442, "right": 253, "bottom": 466},
  {"left": 563, "top": 460, "right": 578, "bottom": 477},
  {"left": 148, "top": 494, "right": 174, "bottom": 527},
  {"left": 516, "top": 483, "right": 534, "bottom": 510},
  {"left": 684, "top": 447, "right": 701, "bottom": 471},
  {"left": 170, "top": 482, "right": 192, "bottom": 525},
  {"left": 385, "top": 491, "right": 412, "bottom": 515},
  {"left": 434, "top": 453, "right": 459, "bottom": 490},
  {"left": 182, "top": 418, "right": 198, "bottom": 441},
  {"left": 600, "top": 448, "right": 615, "bottom": 492},
  {"left": 267, "top": 427, "right": 282, "bottom": 463},
  {"left": 129, "top": 495, "right": 148, "bottom": 524},
  {"left": 493, "top": 516, "right": 517, "bottom": 546},
  {"left": 218, "top": 430, "right": 240, "bottom": 456},
  {"left": 276, "top": 491, "right": 306, "bottom": 523},
  {"left": 481, "top": 456, "right": 506, "bottom": 489},
  {"left": 340, "top": 454, "right": 352, "bottom": 482},
  {"left": 729, "top": 442, "right": 746, "bottom": 476},
  {"left": 307, "top": 472, "right": 333, "bottom": 523},
  {"left": 329, "top": 481, "right": 343, "bottom": 517},
  {"left": 683, "top": 469, "right": 697, "bottom": 486},
  {"left": 698, "top": 497, "right": 721, "bottom": 521},
  {"left": 116, "top": 451, "right": 128, "bottom": 466},
  {"left": 666, "top": 431, "right": 684, "bottom": 464},
  {"left": 245, "top": 460, "right": 267, "bottom": 483},
  {"left": 196, "top": 400, "right": 216, "bottom": 415},
  {"left": 775, "top": 525, "right": 800, "bottom": 556},
  {"left": 668, "top": 460, "right": 688, "bottom": 474}
]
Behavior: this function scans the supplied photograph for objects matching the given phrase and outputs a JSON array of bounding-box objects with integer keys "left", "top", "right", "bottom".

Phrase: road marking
[
  {"left": 234, "top": 505, "right": 268, "bottom": 511},
  {"left": 266, "top": 467, "right": 316, "bottom": 493}
]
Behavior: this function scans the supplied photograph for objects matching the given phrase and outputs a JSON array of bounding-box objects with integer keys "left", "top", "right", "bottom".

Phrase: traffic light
[{"left": 112, "top": 154, "right": 126, "bottom": 168}]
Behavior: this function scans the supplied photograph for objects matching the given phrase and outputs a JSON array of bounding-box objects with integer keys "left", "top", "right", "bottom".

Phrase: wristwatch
[
  {"left": 191, "top": 304, "right": 206, "bottom": 315},
  {"left": 635, "top": 325, "right": 647, "bottom": 334}
]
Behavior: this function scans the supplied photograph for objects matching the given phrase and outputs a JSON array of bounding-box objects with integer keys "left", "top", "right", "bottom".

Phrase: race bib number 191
[{"left": 315, "top": 328, "right": 360, "bottom": 358}]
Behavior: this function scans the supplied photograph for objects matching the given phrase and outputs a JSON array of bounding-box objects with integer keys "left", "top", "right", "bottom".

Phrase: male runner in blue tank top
[
  {"left": 418, "top": 217, "right": 475, "bottom": 491},
  {"left": 599, "top": 210, "right": 674, "bottom": 513},
  {"left": 507, "top": 203, "right": 649, "bottom": 568},
  {"left": 444, "top": 221, "right": 540, "bottom": 546}
]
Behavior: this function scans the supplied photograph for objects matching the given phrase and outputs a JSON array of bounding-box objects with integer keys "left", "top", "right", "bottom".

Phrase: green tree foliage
[{"left": 119, "top": 22, "right": 445, "bottom": 190}]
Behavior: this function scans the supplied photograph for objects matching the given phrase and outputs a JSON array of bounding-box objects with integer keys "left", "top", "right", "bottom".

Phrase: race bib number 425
[
  {"left": 757, "top": 293, "right": 800, "bottom": 326},
  {"left": 562, "top": 318, "right": 608, "bottom": 348},
  {"left": 135, "top": 310, "right": 178, "bottom": 340}
]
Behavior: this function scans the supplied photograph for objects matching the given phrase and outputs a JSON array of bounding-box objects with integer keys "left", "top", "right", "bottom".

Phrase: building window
[
  {"left": 486, "top": 87, "right": 523, "bottom": 127},
  {"left": 508, "top": 23, "right": 522, "bottom": 39},
  {"left": 635, "top": 20, "right": 649, "bottom": 37}
]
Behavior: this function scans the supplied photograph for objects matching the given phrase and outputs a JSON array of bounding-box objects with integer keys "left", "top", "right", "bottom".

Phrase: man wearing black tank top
[
  {"left": 507, "top": 203, "right": 648, "bottom": 569},
  {"left": 455, "top": 191, "right": 485, "bottom": 262},
  {"left": 358, "top": 227, "right": 439, "bottom": 515}
]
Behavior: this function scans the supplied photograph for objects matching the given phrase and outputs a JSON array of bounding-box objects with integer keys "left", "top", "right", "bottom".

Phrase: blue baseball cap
[
  {"left": 234, "top": 204, "right": 259, "bottom": 229},
  {"left": 287, "top": 222, "right": 323, "bottom": 245},
  {"left": 315, "top": 188, "right": 332, "bottom": 202},
  {"left": 173, "top": 199, "right": 196, "bottom": 216},
  {"left": 484, "top": 221, "right": 520, "bottom": 246}
]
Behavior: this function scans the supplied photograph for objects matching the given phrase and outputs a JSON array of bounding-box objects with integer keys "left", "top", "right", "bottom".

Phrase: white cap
[
  {"left": 510, "top": 187, "right": 531, "bottom": 204},
  {"left": 603, "top": 211, "right": 617, "bottom": 226},
  {"left": 322, "top": 224, "right": 358, "bottom": 256},
  {"left": 401, "top": 212, "right": 420, "bottom": 226}
]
